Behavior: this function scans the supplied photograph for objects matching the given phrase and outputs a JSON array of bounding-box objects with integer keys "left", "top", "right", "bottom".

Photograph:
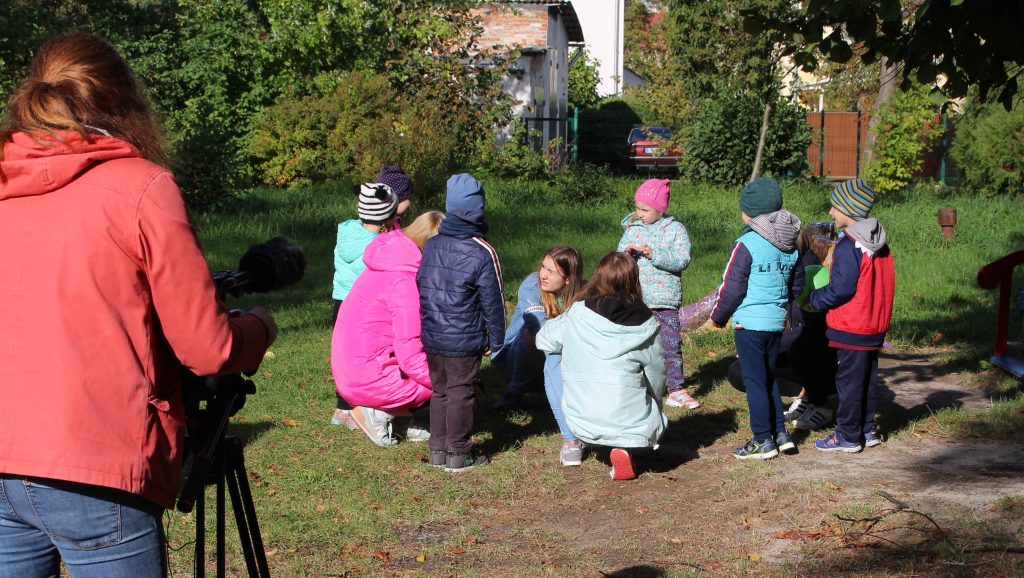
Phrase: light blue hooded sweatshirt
[
  {"left": 333, "top": 219, "right": 377, "bottom": 300},
  {"left": 536, "top": 300, "right": 668, "bottom": 448}
]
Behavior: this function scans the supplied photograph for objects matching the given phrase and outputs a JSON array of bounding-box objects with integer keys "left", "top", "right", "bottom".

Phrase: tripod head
[{"left": 177, "top": 237, "right": 305, "bottom": 514}]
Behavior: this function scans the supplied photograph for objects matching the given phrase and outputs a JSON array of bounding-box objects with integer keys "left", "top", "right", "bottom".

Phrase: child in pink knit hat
[{"left": 617, "top": 179, "right": 699, "bottom": 409}]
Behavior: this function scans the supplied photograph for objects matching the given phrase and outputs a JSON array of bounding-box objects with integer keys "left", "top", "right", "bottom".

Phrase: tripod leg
[
  {"left": 195, "top": 491, "right": 206, "bottom": 578},
  {"left": 217, "top": 456, "right": 227, "bottom": 578},
  {"left": 225, "top": 437, "right": 271, "bottom": 578}
]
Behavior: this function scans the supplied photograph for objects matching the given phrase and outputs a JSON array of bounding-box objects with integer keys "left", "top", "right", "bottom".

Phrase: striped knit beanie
[
  {"left": 831, "top": 179, "right": 876, "bottom": 221},
  {"left": 356, "top": 183, "right": 398, "bottom": 223}
]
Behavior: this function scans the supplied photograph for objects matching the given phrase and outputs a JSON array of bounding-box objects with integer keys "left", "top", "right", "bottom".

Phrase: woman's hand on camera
[{"left": 246, "top": 306, "right": 278, "bottom": 346}]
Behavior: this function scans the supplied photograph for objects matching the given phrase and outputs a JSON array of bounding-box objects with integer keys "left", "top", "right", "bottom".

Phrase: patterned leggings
[{"left": 653, "top": 308, "right": 684, "bottom": 393}]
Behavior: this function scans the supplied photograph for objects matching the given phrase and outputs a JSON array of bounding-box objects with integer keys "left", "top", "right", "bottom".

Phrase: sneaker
[
  {"left": 864, "top": 427, "right": 883, "bottom": 447},
  {"left": 350, "top": 406, "right": 398, "bottom": 447},
  {"left": 776, "top": 431, "right": 797, "bottom": 454},
  {"left": 330, "top": 408, "right": 358, "bottom": 431},
  {"left": 792, "top": 404, "right": 834, "bottom": 431},
  {"left": 784, "top": 397, "right": 810, "bottom": 421},
  {"left": 445, "top": 451, "right": 489, "bottom": 472},
  {"left": 733, "top": 437, "right": 779, "bottom": 460},
  {"left": 493, "top": 392, "right": 523, "bottom": 411},
  {"left": 609, "top": 448, "right": 636, "bottom": 480},
  {"left": 666, "top": 389, "right": 701, "bottom": 409},
  {"left": 427, "top": 450, "right": 447, "bottom": 468},
  {"left": 559, "top": 441, "right": 585, "bottom": 467},
  {"left": 404, "top": 423, "right": 430, "bottom": 442},
  {"left": 814, "top": 432, "right": 863, "bottom": 453}
]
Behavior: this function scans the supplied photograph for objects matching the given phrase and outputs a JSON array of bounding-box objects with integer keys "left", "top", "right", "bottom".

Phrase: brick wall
[{"left": 472, "top": 5, "right": 549, "bottom": 49}]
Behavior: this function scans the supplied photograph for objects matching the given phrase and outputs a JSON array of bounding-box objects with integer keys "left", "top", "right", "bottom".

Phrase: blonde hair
[
  {"left": 0, "top": 33, "right": 166, "bottom": 165},
  {"left": 539, "top": 246, "right": 584, "bottom": 319},
  {"left": 402, "top": 210, "right": 445, "bottom": 249}
]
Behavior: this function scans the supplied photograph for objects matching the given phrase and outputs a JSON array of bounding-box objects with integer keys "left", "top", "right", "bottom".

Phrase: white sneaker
[
  {"left": 784, "top": 397, "right": 810, "bottom": 421},
  {"left": 404, "top": 423, "right": 431, "bottom": 442},
  {"left": 793, "top": 404, "right": 833, "bottom": 431},
  {"left": 350, "top": 407, "right": 398, "bottom": 447}
]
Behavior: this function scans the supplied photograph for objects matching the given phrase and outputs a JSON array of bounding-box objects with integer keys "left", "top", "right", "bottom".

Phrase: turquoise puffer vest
[{"left": 733, "top": 231, "right": 797, "bottom": 332}]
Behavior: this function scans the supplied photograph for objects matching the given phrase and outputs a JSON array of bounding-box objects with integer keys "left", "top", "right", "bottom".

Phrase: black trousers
[{"left": 427, "top": 354, "right": 481, "bottom": 454}]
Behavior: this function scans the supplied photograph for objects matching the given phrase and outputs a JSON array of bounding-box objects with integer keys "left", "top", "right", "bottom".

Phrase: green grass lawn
[{"left": 171, "top": 177, "right": 1024, "bottom": 576}]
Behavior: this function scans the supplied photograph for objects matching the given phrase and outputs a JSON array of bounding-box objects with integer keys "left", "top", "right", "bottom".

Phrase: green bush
[
  {"left": 471, "top": 117, "right": 549, "bottom": 180},
  {"left": 864, "top": 84, "right": 944, "bottom": 193},
  {"left": 950, "top": 100, "right": 1024, "bottom": 196},
  {"left": 248, "top": 71, "right": 472, "bottom": 200},
  {"left": 679, "top": 92, "right": 811, "bottom": 184}
]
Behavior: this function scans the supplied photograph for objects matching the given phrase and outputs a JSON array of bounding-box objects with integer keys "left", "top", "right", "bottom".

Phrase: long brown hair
[
  {"left": 573, "top": 251, "right": 643, "bottom": 305},
  {"left": 539, "top": 245, "right": 583, "bottom": 318},
  {"left": 0, "top": 33, "right": 167, "bottom": 164}
]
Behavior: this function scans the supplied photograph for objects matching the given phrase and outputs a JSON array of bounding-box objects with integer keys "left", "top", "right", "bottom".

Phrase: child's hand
[{"left": 638, "top": 244, "right": 653, "bottom": 258}]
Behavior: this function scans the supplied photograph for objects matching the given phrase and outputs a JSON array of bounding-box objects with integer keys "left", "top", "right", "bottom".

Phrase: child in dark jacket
[
  {"left": 809, "top": 179, "right": 894, "bottom": 453},
  {"left": 417, "top": 173, "right": 505, "bottom": 472},
  {"left": 711, "top": 178, "right": 801, "bottom": 460}
]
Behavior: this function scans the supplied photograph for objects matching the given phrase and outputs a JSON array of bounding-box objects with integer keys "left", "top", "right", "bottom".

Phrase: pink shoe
[
  {"left": 666, "top": 389, "right": 701, "bottom": 409},
  {"left": 609, "top": 448, "right": 636, "bottom": 480}
]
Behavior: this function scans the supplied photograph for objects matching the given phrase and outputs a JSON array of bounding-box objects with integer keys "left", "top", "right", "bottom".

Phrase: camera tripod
[{"left": 178, "top": 375, "right": 271, "bottom": 578}]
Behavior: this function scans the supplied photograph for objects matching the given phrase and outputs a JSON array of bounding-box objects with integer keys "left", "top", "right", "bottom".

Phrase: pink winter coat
[{"left": 332, "top": 229, "right": 432, "bottom": 411}]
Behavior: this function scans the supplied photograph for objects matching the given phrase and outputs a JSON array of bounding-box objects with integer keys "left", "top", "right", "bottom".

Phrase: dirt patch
[{"left": 453, "top": 352, "right": 1024, "bottom": 577}]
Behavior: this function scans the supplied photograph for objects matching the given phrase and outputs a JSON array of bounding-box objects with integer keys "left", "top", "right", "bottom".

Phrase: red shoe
[{"left": 609, "top": 448, "right": 636, "bottom": 480}]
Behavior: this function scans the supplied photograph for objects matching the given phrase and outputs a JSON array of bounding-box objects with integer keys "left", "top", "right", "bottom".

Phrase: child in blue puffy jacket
[{"left": 417, "top": 173, "right": 505, "bottom": 472}]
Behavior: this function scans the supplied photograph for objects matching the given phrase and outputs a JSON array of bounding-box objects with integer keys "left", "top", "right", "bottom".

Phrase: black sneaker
[
  {"left": 445, "top": 451, "right": 489, "bottom": 472},
  {"left": 428, "top": 450, "right": 447, "bottom": 468}
]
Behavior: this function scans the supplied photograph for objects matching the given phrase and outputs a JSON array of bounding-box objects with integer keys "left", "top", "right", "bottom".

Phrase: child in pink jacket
[{"left": 332, "top": 211, "right": 444, "bottom": 446}]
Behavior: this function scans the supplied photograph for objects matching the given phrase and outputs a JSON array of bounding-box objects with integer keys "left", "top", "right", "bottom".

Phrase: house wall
[
  {"left": 572, "top": 0, "right": 624, "bottom": 96},
  {"left": 475, "top": 5, "right": 548, "bottom": 49}
]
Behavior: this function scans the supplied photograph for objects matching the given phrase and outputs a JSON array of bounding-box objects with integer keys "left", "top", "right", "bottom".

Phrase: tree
[
  {"left": 568, "top": 49, "right": 601, "bottom": 110},
  {"left": 744, "top": 0, "right": 1024, "bottom": 109}
]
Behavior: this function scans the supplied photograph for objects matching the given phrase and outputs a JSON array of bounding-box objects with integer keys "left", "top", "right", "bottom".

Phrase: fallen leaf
[
  {"left": 266, "top": 488, "right": 278, "bottom": 496},
  {"left": 739, "top": 516, "right": 765, "bottom": 529},
  {"left": 464, "top": 536, "right": 480, "bottom": 544},
  {"left": 367, "top": 503, "right": 383, "bottom": 510},
  {"left": 412, "top": 495, "right": 422, "bottom": 502},
  {"left": 636, "top": 507, "right": 649, "bottom": 514},
  {"left": 905, "top": 534, "right": 929, "bottom": 545},
  {"left": 748, "top": 553, "right": 761, "bottom": 562},
  {"left": 315, "top": 504, "right": 328, "bottom": 513},
  {"left": 265, "top": 548, "right": 279, "bottom": 556},
  {"left": 286, "top": 547, "right": 297, "bottom": 553},
  {"left": 416, "top": 554, "right": 426, "bottom": 563},
  {"left": 280, "top": 417, "right": 300, "bottom": 427},
  {"left": 449, "top": 548, "right": 465, "bottom": 555},
  {"left": 669, "top": 538, "right": 684, "bottom": 545},
  {"left": 372, "top": 550, "right": 390, "bottom": 563}
]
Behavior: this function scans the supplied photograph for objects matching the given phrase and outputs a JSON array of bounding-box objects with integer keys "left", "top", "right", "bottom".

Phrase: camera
[{"left": 627, "top": 247, "right": 644, "bottom": 260}]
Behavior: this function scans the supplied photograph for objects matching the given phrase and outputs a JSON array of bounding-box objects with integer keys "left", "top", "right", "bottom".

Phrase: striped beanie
[
  {"left": 831, "top": 179, "right": 876, "bottom": 221},
  {"left": 356, "top": 183, "right": 398, "bottom": 223}
]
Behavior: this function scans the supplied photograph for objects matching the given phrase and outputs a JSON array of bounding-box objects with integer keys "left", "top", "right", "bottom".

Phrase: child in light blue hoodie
[{"left": 537, "top": 251, "right": 667, "bottom": 480}]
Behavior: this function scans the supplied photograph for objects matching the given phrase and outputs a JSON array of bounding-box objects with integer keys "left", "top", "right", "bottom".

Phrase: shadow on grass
[{"left": 599, "top": 565, "right": 668, "bottom": 578}]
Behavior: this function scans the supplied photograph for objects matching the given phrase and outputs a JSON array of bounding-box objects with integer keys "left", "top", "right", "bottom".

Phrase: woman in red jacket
[{"left": 0, "top": 34, "right": 276, "bottom": 576}]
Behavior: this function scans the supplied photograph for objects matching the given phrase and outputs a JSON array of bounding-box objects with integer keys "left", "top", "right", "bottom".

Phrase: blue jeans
[
  {"left": 542, "top": 354, "right": 577, "bottom": 443},
  {"left": 0, "top": 477, "right": 166, "bottom": 578},
  {"left": 735, "top": 329, "right": 786, "bottom": 441},
  {"left": 492, "top": 338, "right": 545, "bottom": 397}
]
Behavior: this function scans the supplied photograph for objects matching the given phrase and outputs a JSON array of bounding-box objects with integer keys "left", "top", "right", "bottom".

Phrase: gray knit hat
[{"left": 356, "top": 183, "right": 398, "bottom": 223}]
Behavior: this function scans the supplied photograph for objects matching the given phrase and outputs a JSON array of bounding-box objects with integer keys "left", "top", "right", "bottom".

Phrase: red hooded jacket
[{"left": 0, "top": 132, "right": 270, "bottom": 508}]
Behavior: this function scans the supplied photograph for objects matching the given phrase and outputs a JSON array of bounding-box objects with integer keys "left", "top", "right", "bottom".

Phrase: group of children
[{"left": 331, "top": 168, "right": 895, "bottom": 478}]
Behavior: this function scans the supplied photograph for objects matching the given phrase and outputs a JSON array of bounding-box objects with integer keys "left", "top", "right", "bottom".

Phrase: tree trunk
[
  {"left": 750, "top": 100, "right": 772, "bottom": 182},
  {"left": 863, "top": 55, "right": 898, "bottom": 166}
]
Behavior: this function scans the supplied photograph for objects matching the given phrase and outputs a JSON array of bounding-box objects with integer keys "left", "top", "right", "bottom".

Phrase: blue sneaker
[
  {"left": 776, "top": 431, "right": 797, "bottom": 454},
  {"left": 814, "top": 432, "right": 863, "bottom": 453},
  {"left": 734, "top": 437, "right": 779, "bottom": 460},
  {"left": 864, "top": 427, "right": 883, "bottom": 447}
]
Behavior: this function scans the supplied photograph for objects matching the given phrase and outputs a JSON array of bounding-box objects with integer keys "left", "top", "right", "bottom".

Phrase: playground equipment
[{"left": 976, "top": 250, "right": 1024, "bottom": 378}]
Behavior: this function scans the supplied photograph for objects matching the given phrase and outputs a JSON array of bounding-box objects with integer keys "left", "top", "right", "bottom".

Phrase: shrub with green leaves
[
  {"left": 864, "top": 84, "right": 944, "bottom": 193},
  {"left": 950, "top": 100, "right": 1024, "bottom": 196},
  {"left": 679, "top": 92, "right": 811, "bottom": 184}
]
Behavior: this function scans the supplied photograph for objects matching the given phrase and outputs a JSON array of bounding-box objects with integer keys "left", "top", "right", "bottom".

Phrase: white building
[
  {"left": 572, "top": 0, "right": 625, "bottom": 96},
  {"left": 474, "top": 1, "right": 585, "bottom": 153}
]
